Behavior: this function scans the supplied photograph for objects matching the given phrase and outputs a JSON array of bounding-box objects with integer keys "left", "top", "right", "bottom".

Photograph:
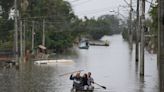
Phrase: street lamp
[{"left": 109, "top": 10, "right": 127, "bottom": 19}]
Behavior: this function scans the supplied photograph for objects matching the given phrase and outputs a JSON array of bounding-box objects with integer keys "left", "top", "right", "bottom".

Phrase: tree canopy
[{"left": 0, "top": 0, "right": 123, "bottom": 53}]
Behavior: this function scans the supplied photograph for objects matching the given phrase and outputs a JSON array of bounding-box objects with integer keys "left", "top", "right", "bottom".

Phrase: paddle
[
  {"left": 94, "top": 82, "right": 106, "bottom": 89},
  {"left": 59, "top": 70, "right": 84, "bottom": 76}
]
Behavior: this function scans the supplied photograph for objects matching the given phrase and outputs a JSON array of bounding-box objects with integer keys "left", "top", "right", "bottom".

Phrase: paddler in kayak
[
  {"left": 70, "top": 72, "right": 95, "bottom": 91},
  {"left": 70, "top": 72, "right": 83, "bottom": 91},
  {"left": 87, "top": 72, "right": 94, "bottom": 90},
  {"left": 82, "top": 73, "right": 89, "bottom": 90}
]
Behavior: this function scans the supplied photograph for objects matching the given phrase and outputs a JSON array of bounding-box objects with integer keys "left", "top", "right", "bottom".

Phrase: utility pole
[
  {"left": 20, "top": 20, "right": 23, "bottom": 61},
  {"left": 140, "top": 0, "right": 145, "bottom": 76},
  {"left": 158, "top": 0, "right": 164, "bottom": 91},
  {"left": 129, "top": 0, "right": 133, "bottom": 50},
  {"left": 42, "top": 19, "right": 45, "bottom": 46},
  {"left": 135, "top": 0, "right": 140, "bottom": 62},
  {"left": 14, "top": 0, "right": 19, "bottom": 66},
  {"left": 32, "top": 21, "right": 35, "bottom": 52}
]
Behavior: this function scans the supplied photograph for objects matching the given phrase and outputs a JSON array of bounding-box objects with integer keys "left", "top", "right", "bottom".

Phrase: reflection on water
[{"left": 0, "top": 35, "right": 159, "bottom": 92}]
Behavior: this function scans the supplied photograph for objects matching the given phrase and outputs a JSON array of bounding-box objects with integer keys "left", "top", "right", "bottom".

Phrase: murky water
[{"left": 0, "top": 35, "right": 159, "bottom": 92}]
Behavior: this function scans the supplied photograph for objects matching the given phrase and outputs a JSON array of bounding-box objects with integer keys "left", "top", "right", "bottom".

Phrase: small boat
[
  {"left": 79, "top": 46, "right": 89, "bottom": 49},
  {"left": 71, "top": 85, "right": 94, "bottom": 92},
  {"left": 89, "top": 43, "right": 109, "bottom": 46},
  {"left": 89, "top": 40, "right": 109, "bottom": 46},
  {"left": 34, "top": 59, "right": 74, "bottom": 64},
  {"left": 78, "top": 41, "right": 89, "bottom": 49},
  {"left": 71, "top": 88, "right": 94, "bottom": 92}
]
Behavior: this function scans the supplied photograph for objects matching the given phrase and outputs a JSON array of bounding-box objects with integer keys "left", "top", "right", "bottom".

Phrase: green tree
[
  {"left": 25, "top": 0, "right": 77, "bottom": 53},
  {"left": 79, "top": 15, "right": 121, "bottom": 40},
  {"left": 0, "top": 0, "right": 14, "bottom": 49},
  {"left": 149, "top": 5, "right": 158, "bottom": 34}
]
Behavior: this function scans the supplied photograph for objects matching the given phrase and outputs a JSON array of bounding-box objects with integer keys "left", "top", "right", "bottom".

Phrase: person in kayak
[
  {"left": 82, "top": 73, "right": 89, "bottom": 90},
  {"left": 70, "top": 72, "right": 83, "bottom": 90},
  {"left": 87, "top": 72, "right": 94, "bottom": 90}
]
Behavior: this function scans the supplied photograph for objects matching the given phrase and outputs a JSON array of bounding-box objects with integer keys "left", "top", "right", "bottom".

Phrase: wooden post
[
  {"left": 42, "top": 19, "right": 45, "bottom": 46},
  {"left": 20, "top": 20, "right": 23, "bottom": 61},
  {"left": 32, "top": 21, "right": 35, "bottom": 51}
]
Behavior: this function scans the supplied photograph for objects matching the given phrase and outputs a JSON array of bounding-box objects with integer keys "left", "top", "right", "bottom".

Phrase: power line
[
  {"left": 147, "top": 0, "right": 156, "bottom": 13},
  {"left": 71, "top": 0, "right": 92, "bottom": 7},
  {"left": 148, "top": 0, "right": 153, "bottom": 12},
  {"left": 78, "top": 11, "right": 109, "bottom": 16},
  {"left": 69, "top": 0, "right": 82, "bottom": 3},
  {"left": 0, "top": 7, "right": 120, "bottom": 20},
  {"left": 146, "top": 0, "right": 156, "bottom": 6},
  {"left": 123, "top": 0, "right": 130, "bottom": 7},
  {"left": 75, "top": 6, "right": 113, "bottom": 14},
  {"left": 75, "top": 7, "right": 129, "bottom": 18},
  {"left": 69, "top": 0, "right": 91, "bottom": 3}
]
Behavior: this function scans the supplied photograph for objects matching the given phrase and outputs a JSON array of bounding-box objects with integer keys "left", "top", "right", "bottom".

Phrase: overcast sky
[{"left": 66, "top": 0, "right": 155, "bottom": 19}]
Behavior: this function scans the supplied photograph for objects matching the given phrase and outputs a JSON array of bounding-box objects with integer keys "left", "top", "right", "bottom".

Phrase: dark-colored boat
[
  {"left": 78, "top": 41, "right": 89, "bottom": 49},
  {"left": 89, "top": 40, "right": 109, "bottom": 46},
  {"left": 89, "top": 43, "right": 109, "bottom": 46},
  {"left": 78, "top": 46, "right": 89, "bottom": 49}
]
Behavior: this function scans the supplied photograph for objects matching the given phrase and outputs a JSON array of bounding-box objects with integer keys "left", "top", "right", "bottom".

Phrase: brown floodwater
[{"left": 0, "top": 35, "right": 159, "bottom": 92}]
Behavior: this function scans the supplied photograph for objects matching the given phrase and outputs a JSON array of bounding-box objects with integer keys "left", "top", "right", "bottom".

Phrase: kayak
[
  {"left": 71, "top": 89, "right": 94, "bottom": 92},
  {"left": 71, "top": 87, "right": 94, "bottom": 92}
]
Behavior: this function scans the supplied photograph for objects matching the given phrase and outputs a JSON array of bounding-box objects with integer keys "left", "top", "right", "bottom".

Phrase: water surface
[{"left": 0, "top": 35, "right": 159, "bottom": 92}]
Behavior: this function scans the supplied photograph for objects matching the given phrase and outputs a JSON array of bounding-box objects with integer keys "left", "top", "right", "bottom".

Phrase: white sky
[{"left": 66, "top": 0, "right": 156, "bottom": 19}]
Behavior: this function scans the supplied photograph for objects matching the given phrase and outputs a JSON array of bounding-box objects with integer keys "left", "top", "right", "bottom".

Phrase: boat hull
[
  {"left": 71, "top": 90, "right": 93, "bottom": 92},
  {"left": 71, "top": 89, "right": 93, "bottom": 92},
  {"left": 71, "top": 88, "right": 94, "bottom": 92},
  {"left": 34, "top": 59, "right": 74, "bottom": 64},
  {"left": 78, "top": 41, "right": 89, "bottom": 49},
  {"left": 89, "top": 43, "right": 109, "bottom": 46},
  {"left": 78, "top": 46, "right": 89, "bottom": 49}
]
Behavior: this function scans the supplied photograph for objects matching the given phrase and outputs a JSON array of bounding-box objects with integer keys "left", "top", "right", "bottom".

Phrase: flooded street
[{"left": 0, "top": 35, "right": 159, "bottom": 92}]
